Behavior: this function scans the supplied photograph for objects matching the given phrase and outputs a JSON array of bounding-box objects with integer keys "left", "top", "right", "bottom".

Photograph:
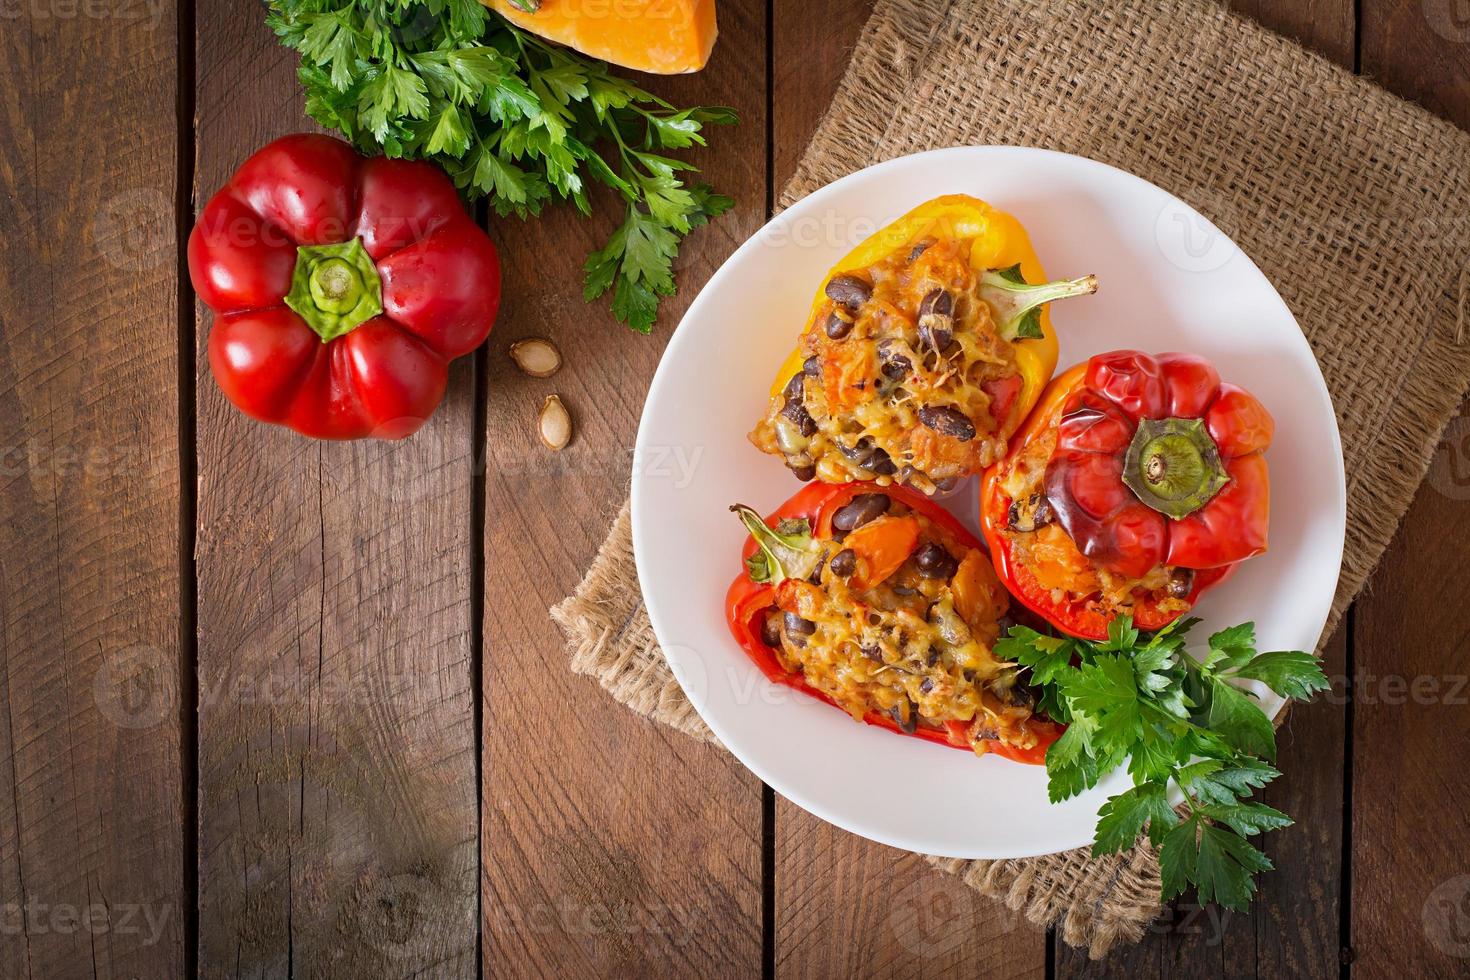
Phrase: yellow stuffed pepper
[{"left": 750, "top": 195, "right": 1097, "bottom": 493}]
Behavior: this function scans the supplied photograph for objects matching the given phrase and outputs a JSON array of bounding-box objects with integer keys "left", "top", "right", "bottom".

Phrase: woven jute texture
[{"left": 553, "top": 0, "right": 1470, "bottom": 959}]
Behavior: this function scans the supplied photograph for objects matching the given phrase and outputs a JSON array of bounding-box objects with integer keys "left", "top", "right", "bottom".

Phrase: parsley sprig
[
  {"left": 267, "top": 0, "right": 737, "bottom": 332},
  {"left": 996, "top": 617, "right": 1330, "bottom": 911}
]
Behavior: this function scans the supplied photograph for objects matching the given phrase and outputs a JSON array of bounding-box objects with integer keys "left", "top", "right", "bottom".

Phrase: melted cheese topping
[
  {"left": 765, "top": 502, "right": 1050, "bottom": 756},
  {"left": 751, "top": 238, "right": 1021, "bottom": 493}
]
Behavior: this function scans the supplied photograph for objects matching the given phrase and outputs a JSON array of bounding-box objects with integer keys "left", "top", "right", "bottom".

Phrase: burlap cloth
[{"left": 552, "top": 0, "right": 1470, "bottom": 959}]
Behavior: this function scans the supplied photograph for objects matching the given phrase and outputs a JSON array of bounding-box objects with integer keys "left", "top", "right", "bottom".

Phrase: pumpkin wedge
[{"left": 486, "top": 0, "right": 718, "bottom": 74}]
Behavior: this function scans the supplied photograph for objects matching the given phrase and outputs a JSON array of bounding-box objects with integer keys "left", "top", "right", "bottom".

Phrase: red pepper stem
[
  {"left": 284, "top": 238, "right": 384, "bottom": 342},
  {"left": 1121, "top": 417, "right": 1231, "bottom": 519}
]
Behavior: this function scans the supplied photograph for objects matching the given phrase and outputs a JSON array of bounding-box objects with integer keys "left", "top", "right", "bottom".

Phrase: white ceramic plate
[{"left": 631, "top": 146, "right": 1345, "bottom": 860}]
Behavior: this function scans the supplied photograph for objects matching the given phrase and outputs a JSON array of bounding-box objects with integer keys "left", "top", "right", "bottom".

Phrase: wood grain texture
[
  {"left": 0, "top": 0, "right": 186, "bottom": 977},
  {"left": 771, "top": 0, "right": 876, "bottom": 196},
  {"left": 1352, "top": 5, "right": 1470, "bottom": 978},
  {"left": 192, "top": 2, "right": 478, "bottom": 976},
  {"left": 769, "top": 2, "right": 1042, "bottom": 976},
  {"left": 1350, "top": 422, "right": 1470, "bottom": 979},
  {"left": 1225, "top": 0, "right": 1355, "bottom": 66},
  {"left": 479, "top": 1, "right": 768, "bottom": 975},
  {"left": 1362, "top": 0, "right": 1470, "bottom": 130}
]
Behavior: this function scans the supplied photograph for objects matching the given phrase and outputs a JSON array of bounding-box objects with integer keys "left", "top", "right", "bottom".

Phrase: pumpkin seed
[
  {"left": 509, "top": 337, "right": 562, "bottom": 378},
  {"left": 538, "top": 394, "right": 572, "bottom": 451}
]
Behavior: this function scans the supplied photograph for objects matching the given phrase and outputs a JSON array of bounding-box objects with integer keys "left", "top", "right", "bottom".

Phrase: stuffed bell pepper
[
  {"left": 980, "top": 350, "right": 1273, "bottom": 640},
  {"left": 749, "top": 195, "right": 1097, "bottom": 493},
  {"left": 725, "top": 482, "right": 1064, "bottom": 763}
]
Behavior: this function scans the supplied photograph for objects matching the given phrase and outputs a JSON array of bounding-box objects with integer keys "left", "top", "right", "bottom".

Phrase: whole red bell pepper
[
  {"left": 725, "top": 481, "right": 1063, "bottom": 764},
  {"left": 189, "top": 134, "right": 501, "bottom": 439},
  {"left": 981, "top": 350, "right": 1272, "bottom": 639}
]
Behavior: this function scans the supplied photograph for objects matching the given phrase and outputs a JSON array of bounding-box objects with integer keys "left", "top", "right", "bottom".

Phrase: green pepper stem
[
  {"left": 730, "top": 504, "right": 818, "bottom": 585},
  {"left": 979, "top": 266, "right": 1098, "bottom": 342},
  {"left": 284, "top": 238, "right": 384, "bottom": 342},
  {"left": 1121, "top": 417, "right": 1231, "bottom": 519}
]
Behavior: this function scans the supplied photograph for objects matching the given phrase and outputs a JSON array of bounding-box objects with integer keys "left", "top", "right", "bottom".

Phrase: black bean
[
  {"left": 918, "top": 405, "right": 976, "bottom": 441},
  {"left": 782, "top": 372, "right": 805, "bottom": 401},
  {"left": 828, "top": 548, "right": 857, "bottom": 578},
  {"left": 914, "top": 542, "right": 958, "bottom": 579},
  {"left": 908, "top": 238, "right": 935, "bottom": 262},
  {"left": 934, "top": 477, "right": 962, "bottom": 493},
  {"left": 1167, "top": 567, "right": 1195, "bottom": 599},
  {"left": 789, "top": 463, "right": 816, "bottom": 482},
  {"left": 809, "top": 550, "right": 828, "bottom": 584},
  {"left": 760, "top": 615, "right": 782, "bottom": 647},
  {"left": 889, "top": 699, "right": 918, "bottom": 734},
  {"left": 920, "top": 677, "right": 935, "bottom": 694},
  {"left": 802, "top": 354, "right": 822, "bottom": 376},
  {"left": 824, "top": 310, "right": 854, "bottom": 340},
  {"left": 877, "top": 339, "right": 912, "bottom": 380},
  {"left": 917, "top": 288, "right": 956, "bottom": 352},
  {"left": 918, "top": 287, "right": 954, "bottom": 320},
  {"left": 831, "top": 492, "right": 891, "bottom": 531},
  {"left": 893, "top": 585, "right": 917, "bottom": 597},
  {"left": 926, "top": 647, "right": 940, "bottom": 667},
  {"left": 824, "top": 274, "right": 872, "bottom": 311},
  {"left": 782, "top": 402, "right": 817, "bottom": 437},
  {"left": 1005, "top": 683, "right": 1038, "bottom": 710},
  {"left": 1006, "top": 492, "right": 1055, "bottom": 533},
  {"left": 779, "top": 374, "right": 817, "bottom": 436},
  {"left": 783, "top": 612, "right": 816, "bottom": 641},
  {"left": 918, "top": 320, "right": 953, "bottom": 354},
  {"left": 865, "top": 446, "right": 897, "bottom": 476},
  {"left": 861, "top": 644, "right": 883, "bottom": 663}
]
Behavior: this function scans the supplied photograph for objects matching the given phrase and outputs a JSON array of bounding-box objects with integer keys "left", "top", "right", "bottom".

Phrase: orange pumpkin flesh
[{"left": 486, "top": 0, "right": 718, "bottom": 75}]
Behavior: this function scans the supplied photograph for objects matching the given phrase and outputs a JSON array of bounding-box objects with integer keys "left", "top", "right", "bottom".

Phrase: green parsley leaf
[
  {"left": 1194, "top": 823, "right": 1271, "bottom": 910},
  {"left": 268, "top": 0, "right": 738, "bottom": 331},
  {"left": 1018, "top": 614, "right": 1322, "bottom": 914},
  {"left": 1093, "top": 781, "right": 1177, "bottom": 855},
  {"left": 1206, "top": 676, "right": 1278, "bottom": 761},
  {"left": 1227, "top": 650, "right": 1332, "bottom": 700}
]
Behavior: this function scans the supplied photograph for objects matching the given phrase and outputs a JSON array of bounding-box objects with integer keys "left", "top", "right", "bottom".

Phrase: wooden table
[{"left": 3, "top": 1, "right": 1468, "bottom": 976}]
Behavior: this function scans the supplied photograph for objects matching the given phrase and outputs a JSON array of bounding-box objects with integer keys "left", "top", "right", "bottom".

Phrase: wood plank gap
[
  {"left": 471, "top": 197, "right": 490, "bottom": 980},
  {"left": 762, "top": 785, "right": 775, "bottom": 980},
  {"left": 1338, "top": 603, "right": 1356, "bottom": 978},
  {"left": 1352, "top": 0, "right": 1362, "bottom": 73},
  {"left": 762, "top": 5, "right": 777, "bottom": 980},
  {"left": 174, "top": 0, "right": 200, "bottom": 975},
  {"left": 1045, "top": 925, "right": 1055, "bottom": 980}
]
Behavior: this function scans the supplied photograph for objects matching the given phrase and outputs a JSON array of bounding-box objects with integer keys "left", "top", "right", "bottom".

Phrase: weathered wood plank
[
  {"left": 767, "top": 2, "right": 1045, "bottom": 975},
  {"left": 192, "top": 2, "right": 479, "bottom": 975},
  {"left": 479, "top": 0, "right": 768, "bottom": 974},
  {"left": 1350, "top": 430, "right": 1470, "bottom": 973},
  {"left": 0, "top": 0, "right": 186, "bottom": 976},
  {"left": 1351, "top": 5, "right": 1470, "bottom": 977}
]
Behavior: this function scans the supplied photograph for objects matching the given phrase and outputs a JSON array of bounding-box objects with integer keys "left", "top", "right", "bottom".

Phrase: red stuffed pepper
[
  {"left": 726, "top": 481, "right": 1064, "bottom": 763},
  {"left": 980, "top": 350, "right": 1272, "bottom": 640},
  {"left": 189, "top": 134, "right": 501, "bottom": 439}
]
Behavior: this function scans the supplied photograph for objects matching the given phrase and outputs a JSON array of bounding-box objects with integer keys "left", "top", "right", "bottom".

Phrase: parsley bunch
[
  {"left": 996, "top": 617, "right": 1330, "bottom": 910},
  {"left": 267, "top": 0, "right": 737, "bottom": 332}
]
